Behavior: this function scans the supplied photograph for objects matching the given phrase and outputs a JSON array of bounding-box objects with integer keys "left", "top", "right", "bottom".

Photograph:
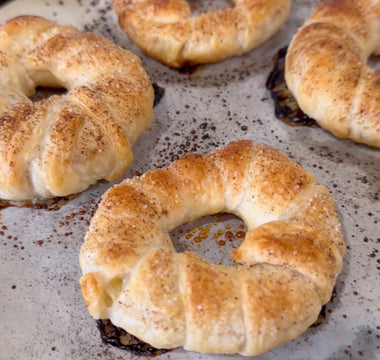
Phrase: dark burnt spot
[
  {"left": 266, "top": 46, "right": 318, "bottom": 127},
  {"left": 96, "top": 319, "right": 172, "bottom": 356},
  {"left": 152, "top": 83, "right": 165, "bottom": 107},
  {"left": 0, "top": 194, "right": 79, "bottom": 210}
]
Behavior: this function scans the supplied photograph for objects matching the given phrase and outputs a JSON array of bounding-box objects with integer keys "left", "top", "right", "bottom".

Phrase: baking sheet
[{"left": 0, "top": 0, "right": 379, "bottom": 359}]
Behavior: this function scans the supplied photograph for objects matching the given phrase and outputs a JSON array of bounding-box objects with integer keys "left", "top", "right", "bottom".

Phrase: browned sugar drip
[
  {"left": 311, "top": 287, "right": 337, "bottom": 327},
  {"left": 96, "top": 319, "right": 172, "bottom": 356},
  {"left": 152, "top": 83, "right": 165, "bottom": 107},
  {"left": 0, "top": 194, "right": 78, "bottom": 211},
  {"left": 266, "top": 47, "right": 318, "bottom": 127},
  {"left": 311, "top": 304, "right": 327, "bottom": 327},
  {"left": 178, "top": 65, "right": 200, "bottom": 74}
]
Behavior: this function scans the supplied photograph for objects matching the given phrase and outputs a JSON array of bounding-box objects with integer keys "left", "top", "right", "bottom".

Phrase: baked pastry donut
[
  {"left": 80, "top": 140, "right": 345, "bottom": 356},
  {"left": 113, "top": 0, "right": 291, "bottom": 68},
  {"left": 0, "top": 15, "right": 154, "bottom": 200},
  {"left": 285, "top": 0, "right": 380, "bottom": 147}
]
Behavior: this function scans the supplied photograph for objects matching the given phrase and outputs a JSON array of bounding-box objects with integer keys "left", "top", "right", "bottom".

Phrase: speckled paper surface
[{"left": 0, "top": 1, "right": 379, "bottom": 359}]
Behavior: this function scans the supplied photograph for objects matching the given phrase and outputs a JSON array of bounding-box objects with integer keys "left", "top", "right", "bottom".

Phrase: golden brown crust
[
  {"left": 113, "top": 0, "right": 291, "bottom": 67},
  {"left": 80, "top": 140, "right": 345, "bottom": 356},
  {"left": 0, "top": 16, "right": 154, "bottom": 200},
  {"left": 180, "top": 252, "right": 245, "bottom": 354},
  {"left": 285, "top": 0, "right": 380, "bottom": 147},
  {"left": 231, "top": 220, "right": 342, "bottom": 303},
  {"left": 239, "top": 264, "right": 321, "bottom": 355}
]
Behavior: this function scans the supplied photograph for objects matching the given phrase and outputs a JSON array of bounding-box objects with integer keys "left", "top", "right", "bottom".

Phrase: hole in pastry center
[
  {"left": 189, "top": 0, "right": 233, "bottom": 15},
  {"left": 368, "top": 55, "right": 380, "bottom": 75},
  {"left": 29, "top": 85, "right": 68, "bottom": 102},
  {"left": 170, "top": 213, "right": 246, "bottom": 266}
]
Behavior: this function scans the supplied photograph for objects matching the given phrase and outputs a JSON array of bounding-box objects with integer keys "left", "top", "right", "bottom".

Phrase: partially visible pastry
[
  {"left": 285, "top": 0, "right": 380, "bottom": 147},
  {"left": 114, "top": 0, "right": 291, "bottom": 67},
  {"left": 0, "top": 15, "right": 154, "bottom": 200}
]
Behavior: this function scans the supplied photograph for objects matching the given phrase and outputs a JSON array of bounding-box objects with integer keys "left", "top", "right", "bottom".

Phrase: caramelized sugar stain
[
  {"left": 97, "top": 319, "right": 172, "bottom": 356},
  {"left": 152, "top": 82, "right": 165, "bottom": 107},
  {"left": 312, "top": 288, "right": 338, "bottom": 327},
  {"left": 178, "top": 64, "right": 205, "bottom": 77},
  {"left": 266, "top": 47, "right": 318, "bottom": 127},
  {"left": 175, "top": 213, "right": 246, "bottom": 251},
  {"left": 0, "top": 194, "right": 79, "bottom": 211}
]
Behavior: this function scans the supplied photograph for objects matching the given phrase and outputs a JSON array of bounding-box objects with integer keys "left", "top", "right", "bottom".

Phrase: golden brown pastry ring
[
  {"left": 80, "top": 140, "right": 345, "bottom": 356},
  {"left": 0, "top": 16, "right": 154, "bottom": 200},
  {"left": 285, "top": 0, "right": 380, "bottom": 147},
  {"left": 113, "top": 0, "right": 291, "bottom": 68}
]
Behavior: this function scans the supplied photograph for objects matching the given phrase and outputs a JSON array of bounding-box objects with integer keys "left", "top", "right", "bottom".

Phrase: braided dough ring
[
  {"left": 285, "top": 0, "right": 380, "bottom": 147},
  {"left": 0, "top": 16, "right": 154, "bottom": 200},
  {"left": 80, "top": 140, "right": 345, "bottom": 356},
  {"left": 113, "top": 0, "right": 291, "bottom": 68}
]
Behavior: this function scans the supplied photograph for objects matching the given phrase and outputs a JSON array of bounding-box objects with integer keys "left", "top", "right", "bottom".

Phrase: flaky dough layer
[
  {"left": 285, "top": 0, "right": 380, "bottom": 147},
  {"left": 0, "top": 16, "right": 154, "bottom": 200},
  {"left": 80, "top": 140, "right": 345, "bottom": 356},
  {"left": 113, "top": 0, "right": 291, "bottom": 68}
]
